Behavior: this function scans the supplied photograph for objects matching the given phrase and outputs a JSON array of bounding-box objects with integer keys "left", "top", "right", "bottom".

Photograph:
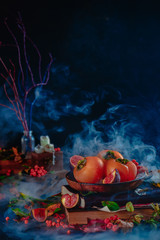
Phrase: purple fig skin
[{"left": 114, "top": 169, "right": 121, "bottom": 183}]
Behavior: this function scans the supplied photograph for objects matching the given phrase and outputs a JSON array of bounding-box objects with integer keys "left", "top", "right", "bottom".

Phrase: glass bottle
[{"left": 21, "top": 131, "right": 35, "bottom": 155}]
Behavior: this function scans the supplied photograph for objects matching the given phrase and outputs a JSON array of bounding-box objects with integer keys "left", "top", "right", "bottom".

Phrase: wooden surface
[{"left": 65, "top": 207, "right": 154, "bottom": 225}]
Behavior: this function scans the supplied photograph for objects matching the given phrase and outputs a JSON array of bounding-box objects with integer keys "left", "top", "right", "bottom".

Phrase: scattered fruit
[
  {"left": 70, "top": 155, "right": 84, "bottom": 170},
  {"left": 61, "top": 193, "right": 79, "bottom": 209},
  {"left": 32, "top": 208, "right": 48, "bottom": 222},
  {"left": 103, "top": 169, "right": 121, "bottom": 184},
  {"left": 73, "top": 156, "right": 104, "bottom": 183},
  {"left": 30, "top": 165, "right": 47, "bottom": 177}
]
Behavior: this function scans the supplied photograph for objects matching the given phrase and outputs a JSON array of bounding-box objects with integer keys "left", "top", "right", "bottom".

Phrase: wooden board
[{"left": 65, "top": 207, "right": 154, "bottom": 225}]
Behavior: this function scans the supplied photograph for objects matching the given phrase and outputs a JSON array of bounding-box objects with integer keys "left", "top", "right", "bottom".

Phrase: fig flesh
[
  {"left": 32, "top": 208, "right": 48, "bottom": 222},
  {"left": 103, "top": 169, "right": 121, "bottom": 184},
  {"left": 70, "top": 155, "right": 84, "bottom": 170}
]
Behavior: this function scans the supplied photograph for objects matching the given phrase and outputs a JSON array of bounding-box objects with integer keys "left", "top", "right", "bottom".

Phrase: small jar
[{"left": 21, "top": 131, "right": 35, "bottom": 155}]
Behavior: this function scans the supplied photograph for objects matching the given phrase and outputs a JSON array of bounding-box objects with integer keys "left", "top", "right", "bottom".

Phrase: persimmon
[
  {"left": 97, "top": 150, "right": 123, "bottom": 162},
  {"left": 73, "top": 156, "right": 104, "bottom": 183},
  {"left": 104, "top": 158, "right": 137, "bottom": 182}
]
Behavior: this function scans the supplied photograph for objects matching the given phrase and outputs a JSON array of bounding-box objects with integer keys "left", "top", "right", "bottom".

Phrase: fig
[
  {"left": 70, "top": 155, "right": 84, "bottom": 170},
  {"left": 32, "top": 208, "right": 48, "bottom": 222},
  {"left": 61, "top": 193, "right": 79, "bottom": 209},
  {"left": 46, "top": 203, "right": 61, "bottom": 216},
  {"left": 103, "top": 169, "right": 121, "bottom": 184}
]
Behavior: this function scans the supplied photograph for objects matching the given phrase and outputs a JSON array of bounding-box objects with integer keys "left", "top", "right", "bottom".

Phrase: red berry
[
  {"left": 24, "top": 220, "right": 28, "bottom": 224},
  {"left": 5, "top": 217, "right": 10, "bottom": 221},
  {"left": 107, "top": 222, "right": 113, "bottom": 229},
  {"left": 112, "top": 215, "right": 118, "bottom": 221},
  {"left": 46, "top": 220, "right": 52, "bottom": 227},
  {"left": 56, "top": 223, "right": 60, "bottom": 228},
  {"left": 60, "top": 214, "right": 65, "bottom": 219},
  {"left": 109, "top": 216, "right": 114, "bottom": 221},
  {"left": 104, "top": 218, "right": 110, "bottom": 224},
  {"left": 112, "top": 224, "right": 119, "bottom": 232},
  {"left": 67, "top": 230, "right": 71, "bottom": 234},
  {"left": 52, "top": 221, "right": 56, "bottom": 226}
]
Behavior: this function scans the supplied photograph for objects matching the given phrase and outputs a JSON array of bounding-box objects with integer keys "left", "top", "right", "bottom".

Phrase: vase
[{"left": 21, "top": 130, "right": 35, "bottom": 155}]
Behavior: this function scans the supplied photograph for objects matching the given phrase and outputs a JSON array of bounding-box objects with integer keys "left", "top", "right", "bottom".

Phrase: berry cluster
[
  {"left": 30, "top": 165, "right": 47, "bottom": 177},
  {"left": 55, "top": 147, "right": 61, "bottom": 152},
  {"left": 21, "top": 216, "right": 30, "bottom": 224},
  {"left": 103, "top": 215, "right": 119, "bottom": 232},
  {"left": 132, "top": 159, "right": 147, "bottom": 174},
  {"left": 6, "top": 169, "right": 11, "bottom": 176},
  {"left": 45, "top": 213, "right": 70, "bottom": 233}
]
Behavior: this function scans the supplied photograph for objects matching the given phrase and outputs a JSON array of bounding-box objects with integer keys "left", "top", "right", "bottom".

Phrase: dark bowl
[{"left": 66, "top": 171, "right": 149, "bottom": 193}]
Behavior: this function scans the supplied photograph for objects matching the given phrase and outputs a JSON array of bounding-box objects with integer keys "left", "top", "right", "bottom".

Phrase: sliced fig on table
[{"left": 32, "top": 208, "right": 48, "bottom": 222}]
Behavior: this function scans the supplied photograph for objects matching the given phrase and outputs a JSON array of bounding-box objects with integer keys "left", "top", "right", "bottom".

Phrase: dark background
[{"left": 1, "top": 0, "right": 160, "bottom": 163}]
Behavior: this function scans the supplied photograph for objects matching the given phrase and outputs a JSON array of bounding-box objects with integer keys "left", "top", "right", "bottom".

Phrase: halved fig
[
  {"left": 70, "top": 155, "right": 84, "bottom": 170},
  {"left": 61, "top": 193, "right": 79, "bottom": 209},
  {"left": 32, "top": 208, "right": 48, "bottom": 222},
  {"left": 103, "top": 169, "right": 121, "bottom": 184},
  {"left": 46, "top": 203, "right": 61, "bottom": 216}
]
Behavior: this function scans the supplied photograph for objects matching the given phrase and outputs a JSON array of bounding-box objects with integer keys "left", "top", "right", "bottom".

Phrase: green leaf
[
  {"left": 126, "top": 202, "right": 134, "bottom": 212},
  {"left": 0, "top": 175, "right": 6, "bottom": 180},
  {"left": 54, "top": 208, "right": 61, "bottom": 213},
  {"left": 81, "top": 191, "right": 94, "bottom": 196},
  {"left": 12, "top": 208, "right": 30, "bottom": 217},
  {"left": 101, "top": 201, "right": 120, "bottom": 211}
]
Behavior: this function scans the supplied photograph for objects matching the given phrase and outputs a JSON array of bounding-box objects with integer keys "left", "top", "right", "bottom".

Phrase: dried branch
[{"left": 0, "top": 15, "right": 53, "bottom": 132}]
